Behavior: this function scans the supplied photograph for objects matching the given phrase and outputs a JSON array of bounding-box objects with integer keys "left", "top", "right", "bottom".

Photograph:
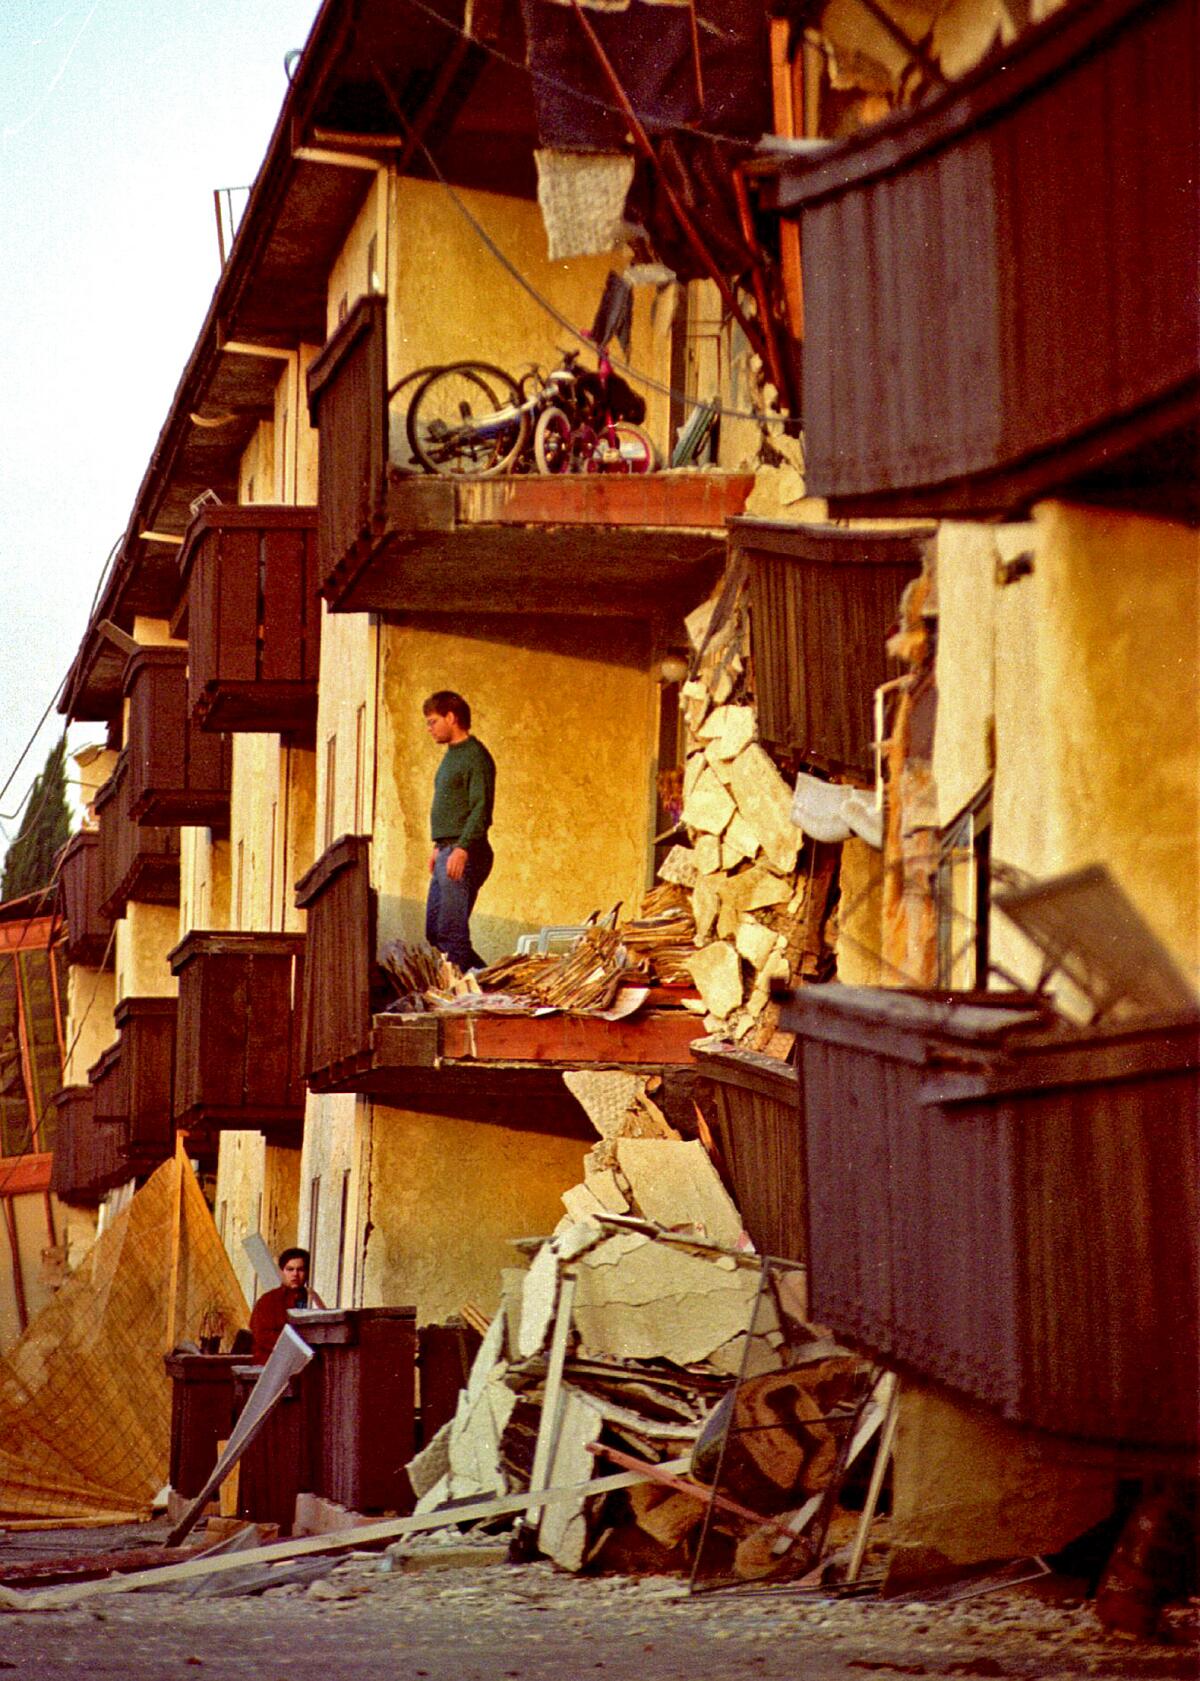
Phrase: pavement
[{"left": 0, "top": 1525, "right": 1195, "bottom": 1680}]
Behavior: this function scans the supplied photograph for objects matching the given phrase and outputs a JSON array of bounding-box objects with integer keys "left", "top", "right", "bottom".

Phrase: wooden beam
[
  {"left": 437, "top": 1009, "right": 703, "bottom": 1065},
  {"left": 0, "top": 1154, "right": 53, "bottom": 1197},
  {"left": 293, "top": 147, "right": 381, "bottom": 171},
  {"left": 3, "top": 1459, "right": 690, "bottom": 1611}
]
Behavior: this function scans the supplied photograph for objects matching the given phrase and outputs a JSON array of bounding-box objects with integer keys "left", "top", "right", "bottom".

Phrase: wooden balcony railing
[
  {"left": 49, "top": 1083, "right": 123, "bottom": 1205},
  {"left": 57, "top": 830, "right": 113, "bottom": 968},
  {"left": 175, "top": 506, "right": 321, "bottom": 738},
  {"left": 94, "top": 754, "right": 180, "bottom": 920},
  {"left": 782, "top": 986, "right": 1200, "bottom": 1449},
  {"left": 124, "top": 647, "right": 232, "bottom": 830},
  {"left": 294, "top": 835, "right": 377, "bottom": 1090},
  {"left": 736, "top": 520, "right": 928, "bottom": 777},
  {"left": 772, "top": 0, "right": 1199, "bottom": 521},
  {"left": 88, "top": 996, "right": 179, "bottom": 1177},
  {"left": 305, "top": 293, "right": 753, "bottom": 618},
  {"left": 171, "top": 931, "right": 306, "bottom": 1140}
]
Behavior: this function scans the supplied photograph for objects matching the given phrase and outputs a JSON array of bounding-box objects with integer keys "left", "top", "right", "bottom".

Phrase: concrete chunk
[
  {"left": 685, "top": 941, "right": 743, "bottom": 1018},
  {"left": 615, "top": 1138, "right": 744, "bottom": 1248},
  {"left": 728, "top": 745, "right": 801, "bottom": 873}
]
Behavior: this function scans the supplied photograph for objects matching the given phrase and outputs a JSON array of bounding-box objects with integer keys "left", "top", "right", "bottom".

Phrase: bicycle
[
  {"left": 530, "top": 347, "right": 656, "bottom": 477},
  {"left": 404, "top": 347, "right": 656, "bottom": 478}
]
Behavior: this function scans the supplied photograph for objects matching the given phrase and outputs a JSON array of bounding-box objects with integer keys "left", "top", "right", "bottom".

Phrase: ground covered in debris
[{"left": 1, "top": 1528, "right": 1196, "bottom": 1681}]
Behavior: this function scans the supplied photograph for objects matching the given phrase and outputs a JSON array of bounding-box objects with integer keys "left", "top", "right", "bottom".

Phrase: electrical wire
[
  {"left": 372, "top": 57, "right": 794, "bottom": 427},
  {"left": 394, "top": 0, "right": 770, "bottom": 152}
]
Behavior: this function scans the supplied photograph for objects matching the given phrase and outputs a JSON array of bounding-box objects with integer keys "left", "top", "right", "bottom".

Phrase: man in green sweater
[{"left": 423, "top": 689, "right": 496, "bottom": 972}]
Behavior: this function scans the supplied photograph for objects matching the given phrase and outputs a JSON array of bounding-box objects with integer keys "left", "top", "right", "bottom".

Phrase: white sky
[{"left": 0, "top": 0, "right": 322, "bottom": 864}]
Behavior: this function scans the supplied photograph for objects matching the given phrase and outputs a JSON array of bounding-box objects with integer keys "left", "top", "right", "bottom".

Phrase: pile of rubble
[
  {"left": 660, "top": 582, "right": 835, "bottom": 1055},
  {"left": 405, "top": 1070, "right": 872, "bottom": 1580}
]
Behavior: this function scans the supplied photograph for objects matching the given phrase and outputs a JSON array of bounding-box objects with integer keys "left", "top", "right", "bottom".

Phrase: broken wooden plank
[
  {"left": 0, "top": 1459, "right": 691, "bottom": 1612},
  {"left": 438, "top": 1011, "right": 702, "bottom": 1065}
]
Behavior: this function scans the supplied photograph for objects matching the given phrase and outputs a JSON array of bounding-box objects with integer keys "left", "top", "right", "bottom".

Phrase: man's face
[
  {"left": 424, "top": 710, "right": 457, "bottom": 745},
  {"left": 281, "top": 1257, "right": 307, "bottom": 1289}
]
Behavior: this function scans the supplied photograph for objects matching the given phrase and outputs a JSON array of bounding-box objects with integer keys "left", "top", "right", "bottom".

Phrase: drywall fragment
[
  {"left": 685, "top": 595, "right": 719, "bottom": 653},
  {"left": 682, "top": 997, "right": 708, "bottom": 1015},
  {"left": 500, "top": 1268, "right": 527, "bottom": 1360},
  {"left": 725, "top": 812, "right": 760, "bottom": 863},
  {"left": 517, "top": 1243, "right": 559, "bottom": 1358},
  {"left": 406, "top": 1421, "right": 452, "bottom": 1502},
  {"left": 698, "top": 705, "right": 756, "bottom": 761},
  {"left": 583, "top": 1165, "right": 630, "bottom": 1214},
  {"left": 466, "top": 1312, "right": 506, "bottom": 1402},
  {"left": 735, "top": 919, "right": 778, "bottom": 970},
  {"left": 682, "top": 767, "right": 735, "bottom": 836},
  {"left": 572, "top": 1233, "right": 769, "bottom": 1365},
  {"left": 708, "top": 1331, "right": 785, "bottom": 1379},
  {"left": 563, "top": 1070, "right": 646, "bottom": 1139},
  {"left": 729, "top": 745, "right": 801, "bottom": 873},
  {"left": 692, "top": 872, "right": 724, "bottom": 944},
  {"left": 616, "top": 1138, "right": 744, "bottom": 1248},
  {"left": 703, "top": 1014, "right": 729, "bottom": 1034},
  {"left": 562, "top": 1183, "right": 609, "bottom": 1222},
  {"left": 680, "top": 678, "right": 707, "bottom": 702},
  {"left": 692, "top": 834, "right": 721, "bottom": 877},
  {"left": 538, "top": 1390, "right": 606, "bottom": 1571},
  {"left": 682, "top": 750, "right": 708, "bottom": 805},
  {"left": 722, "top": 864, "right": 791, "bottom": 919},
  {"left": 447, "top": 1371, "right": 516, "bottom": 1500},
  {"left": 685, "top": 942, "right": 743, "bottom": 1019},
  {"left": 657, "top": 846, "right": 698, "bottom": 888},
  {"left": 705, "top": 746, "right": 735, "bottom": 788}
]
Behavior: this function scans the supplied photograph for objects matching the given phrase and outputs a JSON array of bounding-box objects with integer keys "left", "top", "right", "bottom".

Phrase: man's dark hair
[
  {"left": 423, "top": 690, "right": 471, "bottom": 730},
  {"left": 278, "top": 1247, "right": 309, "bottom": 1269}
]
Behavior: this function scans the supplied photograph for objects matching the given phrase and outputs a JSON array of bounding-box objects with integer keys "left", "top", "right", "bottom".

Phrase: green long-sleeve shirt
[{"left": 430, "top": 735, "right": 495, "bottom": 848}]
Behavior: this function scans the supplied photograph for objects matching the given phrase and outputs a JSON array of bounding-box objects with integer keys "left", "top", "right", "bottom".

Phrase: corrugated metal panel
[
  {"left": 785, "top": 986, "right": 1200, "bottom": 1447},
  {"left": 695, "top": 1043, "right": 806, "bottom": 1263},
  {"left": 737, "top": 521, "right": 926, "bottom": 775},
  {"left": 776, "top": 0, "right": 1200, "bottom": 519}
]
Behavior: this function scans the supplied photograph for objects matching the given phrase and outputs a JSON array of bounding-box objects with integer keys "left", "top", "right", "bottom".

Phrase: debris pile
[
  {"left": 659, "top": 582, "right": 837, "bottom": 1054},
  {"left": 405, "top": 1071, "right": 872, "bottom": 1579}
]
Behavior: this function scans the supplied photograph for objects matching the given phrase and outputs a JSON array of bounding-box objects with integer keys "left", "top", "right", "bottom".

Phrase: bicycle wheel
[
  {"left": 407, "top": 362, "right": 529, "bottom": 477},
  {"left": 588, "top": 421, "right": 657, "bottom": 475},
  {"left": 533, "top": 405, "right": 574, "bottom": 475}
]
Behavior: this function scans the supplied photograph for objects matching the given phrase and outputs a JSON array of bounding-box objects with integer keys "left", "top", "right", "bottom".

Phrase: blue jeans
[{"left": 425, "top": 840, "right": 493, "bottom": 971}]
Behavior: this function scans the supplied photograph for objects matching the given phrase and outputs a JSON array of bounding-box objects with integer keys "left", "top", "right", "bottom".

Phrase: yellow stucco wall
[
  {"left": 114, "top": 903, "right": 178, "bottom": 1002},
  {"left": 213, "top": 1131, "right": 303, "bottom": 1311},
  {"left": 295, "top": 1091, "right": 361, "bottom": 1309},
  {"left": 935, "top": 503, "right": 1200, "bottom": 990},
  {"left": 297, "top": 344, "right": 321, "bottom": 504},
  {"left": 384, "top": 175, "right": 673, "bottom": 458},
  {"left": 237, "top": 420, "right": 277, "bottom": 505},
  {"left": 374, "top": 616, "right": 657, "bottom": 960},
  {"left": 180, "top": 829, "right": 231, "bottom": 933},
  {"left": 64, "top": 964, "right": 116, "bottom": 1082},
  {"left": 358, "top": 1105, "right": 583, "bottom": 1326},
  {"left": 314, "top": 608, "right": 378, "bottom": 857}
]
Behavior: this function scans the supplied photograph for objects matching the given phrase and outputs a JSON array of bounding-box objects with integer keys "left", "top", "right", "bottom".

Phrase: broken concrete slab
[
  {"left": 685, "top": 941, "right": 743, "bottom": 1019},
  {"left": 728, "top": 745, "right": 802, "bottom": 873},
  {"left": 734, "top": 919, "right": 780, "bottom": 970},
  {"left": 615, "top": 1139, "right": 744, "bottom": 1249},
  {"left": 697, "top": 705, "right": 756, "bottom": 761},
  {"left": 537, "top": 1390, "right": 606, "bottom": 1572},
  {"left": 682, "top": 766, "right": 735, "bottom": 836},
  {"left": 571, "top": 1232, "right": 771, "bottom": 1366},
  {"left": 691, "top": 834, "right": 721, "bottom": 877},
  {"left": 407, "top": 1422, "right": 452, "bottom": 1502},
  {"left": 517, "top": 1245, "right": 559, "bottom": 1359}
]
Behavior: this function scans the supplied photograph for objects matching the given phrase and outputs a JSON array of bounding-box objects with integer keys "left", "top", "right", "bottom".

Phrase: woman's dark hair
[
  {"left": 278, "top": 1247, "right": 309, "bottom": 1269},
  {"left": 423, "top": 690, "right": 471, "bottom": 730}
]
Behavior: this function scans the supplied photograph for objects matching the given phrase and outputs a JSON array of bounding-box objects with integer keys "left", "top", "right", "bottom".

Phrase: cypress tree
[{"left": 1, "top": 738, "right": 71, "bottom": 902}]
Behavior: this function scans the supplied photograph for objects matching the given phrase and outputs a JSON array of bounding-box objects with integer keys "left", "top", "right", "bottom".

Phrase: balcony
[
  {"left": 306, "top": 295, "right": 754, "bottom": 619},
  {"left": 771, "top": 0, "right": 1199, "bottom": 521},
  {"left": 88, "top": 996, "right": 179, "bottom": 1177},
  {"left": 782, "top": 985, "right": 1200, "bottom": 1449},
  {"left": 49, "top": 1084, "right": 123, "bottom": 1205},
  {"left": 57, "top": 830, "right": 113, "bottom": 968},
  {"left": 295, "top": 835, "right": 703, "bottom": 1134},
  {"left": 124, "top": 647, "right": 232, "bottom": 830},
  {"left": 170, "top": 931, "right": 306, "bottom": 1141},
  {"left": 94, "top": 754, "right": 180, "bottom": 920},
  {"left": 736, "top": 520, "right": 928, "bottom": 778},
  {"left": 173, "top": 506, "right": 321, "bottom": 738}
]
